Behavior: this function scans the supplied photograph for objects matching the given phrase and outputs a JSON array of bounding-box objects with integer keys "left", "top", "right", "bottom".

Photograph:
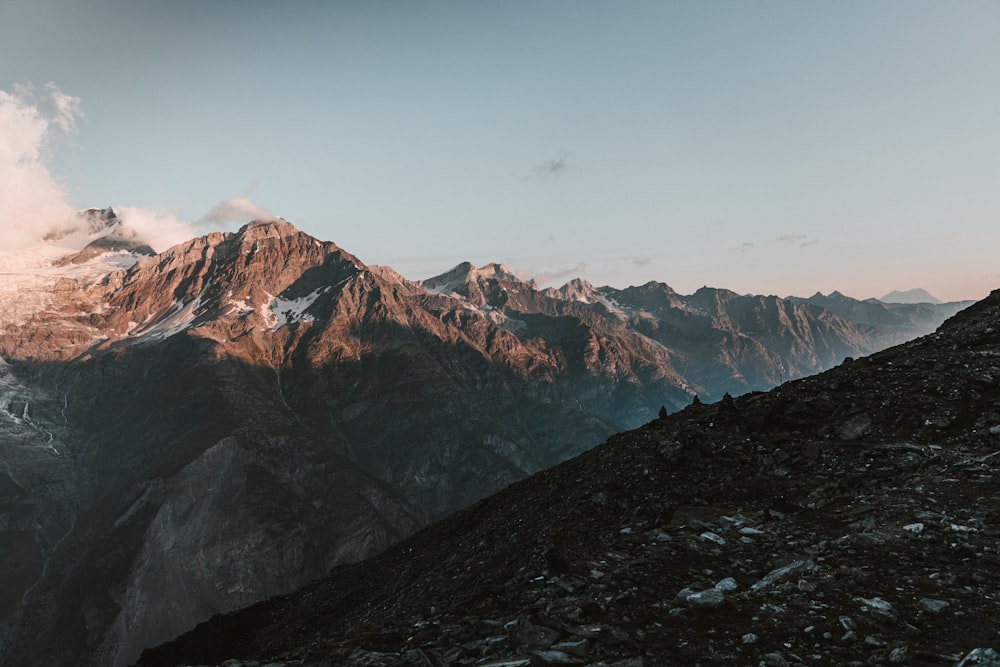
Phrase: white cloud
[
  {"left": 41, "top": 82, "right": 81, "bottom": 133},
  {"left": 115, "top": 206, "right": 200, "bottom": 253},
  {"left": 0, "top": 83, "right": 81, "bottom": 249},
  {"left": 116, "top": 196, "right": 275, "bottom": 252},
  {"left": 0, "top": 83, "right": 282, "bottom": 257},
  {"left": 197, "top": 197, "right": 274, "bottom": 227}
]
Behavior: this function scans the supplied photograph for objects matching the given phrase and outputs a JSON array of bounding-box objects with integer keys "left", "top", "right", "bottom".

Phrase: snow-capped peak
[{"left": 418, "top": 261, "right": 520, "bottom": 296}]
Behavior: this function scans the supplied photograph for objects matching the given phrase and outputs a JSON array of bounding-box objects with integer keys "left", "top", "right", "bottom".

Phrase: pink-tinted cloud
[
  {"left": 0, "top": 83, "right": 81, "bottom": 249},
  {"left": 197, "top": 197, "right": 275, "bottom": 227}
]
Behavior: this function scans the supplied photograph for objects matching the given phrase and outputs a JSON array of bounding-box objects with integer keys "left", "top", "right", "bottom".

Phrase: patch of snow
[
  {"left": 418, "top": 262, "right": 473, "bottom": 296},
  {"left": 0, "top": 241, "right": 144, "bottom": 325},
  {"left": 130, "top": 298, "right": 203, "bottom": 340},
  {"left": 496, "top": 313, "right": 528, "bottom": 335},
  {"left": 595, "top": 293, "right": 626, "bottom": 314},
  {"left": 227, "top": 298, "right": 255, "bottom": 316},
  {"left": 422, "top": 282, "right": 457, "bottom": 296},
  {"left": 260, "top": 292, "right": 277, "bottom": 328},
  {"left": 267, "top": 287, "right": 327, "bottom": 329},
  {"left": 419, "top": 262, "right": 518, "bottom": 298}
]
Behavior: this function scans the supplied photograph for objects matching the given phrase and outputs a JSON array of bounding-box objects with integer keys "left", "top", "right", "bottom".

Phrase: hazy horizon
[{"left": 2, "top": 1, "right": 997, "bottom": 302}]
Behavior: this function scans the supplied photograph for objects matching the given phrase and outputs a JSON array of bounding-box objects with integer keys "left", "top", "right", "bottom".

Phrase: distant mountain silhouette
[
  {"left": 880, "top": 287, "right": 943, "bottom": 304},
  {"left": 788, "top": 290, "right": 971, "bottom": 339}
]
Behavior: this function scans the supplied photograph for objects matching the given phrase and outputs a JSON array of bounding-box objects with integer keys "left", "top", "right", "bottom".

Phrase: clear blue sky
[{"left": 2, "top": 1, "right": 997, "bottom": 301}]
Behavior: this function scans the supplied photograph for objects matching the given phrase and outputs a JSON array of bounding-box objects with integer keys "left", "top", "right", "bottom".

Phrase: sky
[{"left": 1, "top": 1, "right": 997, "bottom": 302}]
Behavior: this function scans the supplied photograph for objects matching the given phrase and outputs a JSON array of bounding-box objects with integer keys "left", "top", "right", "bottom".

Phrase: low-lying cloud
[
  {"left": 114, "top": 207, "right": 200, "bottom": 253},
  {"left": 197, "top": 197, "right": 275, "bottom": 227},
  {"left": 116, "top": 197, "right": 274, "bottom": 253}
]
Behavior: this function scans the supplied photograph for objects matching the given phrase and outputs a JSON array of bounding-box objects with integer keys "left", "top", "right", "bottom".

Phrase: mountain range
[
  {"left": 0, "top": 211, "right": 973, "bottom": 665},
  {"left": 140, "top": 287, "right": 1000, "bottom": 666}
]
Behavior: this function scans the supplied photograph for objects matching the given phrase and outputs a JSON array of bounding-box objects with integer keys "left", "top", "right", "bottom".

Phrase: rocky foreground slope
[{"left": 140, "top": 290, "right": 1000, "bottom": 666}]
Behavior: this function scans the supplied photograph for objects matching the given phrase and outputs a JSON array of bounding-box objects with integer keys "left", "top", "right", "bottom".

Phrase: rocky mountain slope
[
  {"left": 0, "top": 217, "right": 971, "bottom": 666},
  {"left": 585, "top": 282, "right": 896, "bottom": 398},
  {"left": 138, "top": 289, "right": 1000, "bottom": 667},
  {"left": 423, "top": 271, "right": 967, "bottom": 400}
]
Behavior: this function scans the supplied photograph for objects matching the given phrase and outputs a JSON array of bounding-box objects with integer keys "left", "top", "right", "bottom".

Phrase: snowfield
[{"left": 0, "top": 241, "right": 143, "bottom": 326}]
